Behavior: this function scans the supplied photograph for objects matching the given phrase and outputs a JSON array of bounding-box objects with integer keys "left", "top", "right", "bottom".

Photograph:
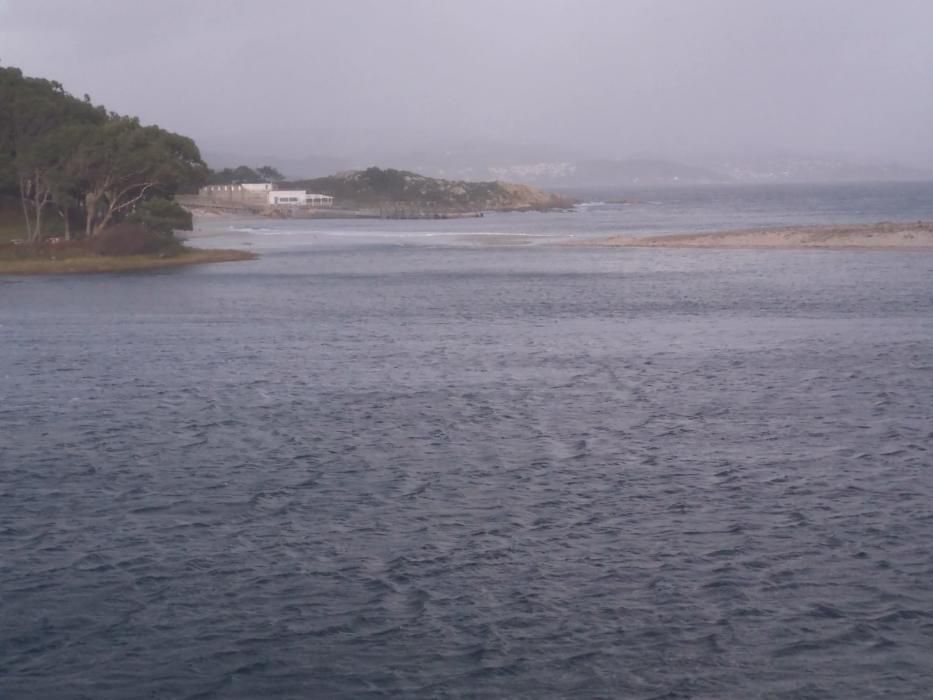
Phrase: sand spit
[{"left": 587, "top": 221, "right": 933, "bottom": 250}]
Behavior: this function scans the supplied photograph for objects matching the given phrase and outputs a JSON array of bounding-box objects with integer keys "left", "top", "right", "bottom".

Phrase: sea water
[{"left": 2, "top": 182, "right": 933, "bottom": 698}]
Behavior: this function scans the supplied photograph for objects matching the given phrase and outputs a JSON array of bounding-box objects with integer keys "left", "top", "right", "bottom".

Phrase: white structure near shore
[
  {"left": 197, "top": 183, "right": 333, "bottom": 208},
  {"left": 268, "top": 190, "right": 333, "bottom": 207},
  {"left": 199, "top": 183, "right": 271, "bottom": 197}
]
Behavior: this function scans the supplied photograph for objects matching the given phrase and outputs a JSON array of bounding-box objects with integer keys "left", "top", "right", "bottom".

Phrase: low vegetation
[
  {"left": 0, "top": 196, "right": 255, "bottom": 274},
  {"left": 0, "top": 244, "right": 255, "bottom": 275}
]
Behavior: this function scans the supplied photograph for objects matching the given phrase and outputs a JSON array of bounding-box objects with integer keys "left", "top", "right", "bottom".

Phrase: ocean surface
[{"left": 2, "top": 182, "right": 933, "bottom": 698}]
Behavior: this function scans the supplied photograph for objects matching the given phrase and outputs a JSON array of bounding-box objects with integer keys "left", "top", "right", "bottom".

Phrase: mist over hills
[{"left": 204, "top": 138, "right": 933, "bottom": 188}]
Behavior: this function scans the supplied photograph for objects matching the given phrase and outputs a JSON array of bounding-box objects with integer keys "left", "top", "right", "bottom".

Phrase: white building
[
  {"left": 199, "top": 183, "right": 271, "bottom": 199},
  {"left": 268, "top": 191, "right": 334, "bottom": 207},
  {"left": 197, "top": 183, "right": 335, "bottom": 208},
  {"left": 305, "top": 193, "right": 335, "bottom": 207}
]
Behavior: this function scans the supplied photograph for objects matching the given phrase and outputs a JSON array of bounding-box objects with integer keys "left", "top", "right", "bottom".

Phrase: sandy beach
[{"left": 587, "top": 221, "right": 933, "bottom": 250}]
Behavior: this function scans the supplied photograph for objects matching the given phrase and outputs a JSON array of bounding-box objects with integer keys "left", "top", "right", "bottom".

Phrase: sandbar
[{"left": 586, "top": 221, "right": 933, "bottom": 250}]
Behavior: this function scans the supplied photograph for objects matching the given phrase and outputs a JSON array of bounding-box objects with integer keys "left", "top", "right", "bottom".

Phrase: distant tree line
[
  {"left": 288, "top": 167, "right": 504, "bottom": 208},
  {"left": 0, "top": 65, "right": 207, "bottom": 243},
  {"left": 207, "top": 164, "right": 284, "bottom": 185}
]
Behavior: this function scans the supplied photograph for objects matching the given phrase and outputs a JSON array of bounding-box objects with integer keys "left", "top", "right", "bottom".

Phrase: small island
[{"left": 0, "top": 65, "right": 253, "bottom": 275}]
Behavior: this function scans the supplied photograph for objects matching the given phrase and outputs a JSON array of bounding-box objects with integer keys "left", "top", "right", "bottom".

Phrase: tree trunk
[
  {"left": 19, "top": 178, "right": 33, "bottom": 241},
  {"left": 91, "top": 183, "right": 155, "bottom": 237},
  {"left": 85, "top": 192, "right": 101, "bottom": 239},
  {"left": 92, "top": 207, "right": 114, "bottom": 238},
  {"left": 33, "top": 176, "right": 42, "bottom": 241},
  {"left": 30, "top": 173, "right": 51, "bottom": 243},
  {"left": 62, "top": 206, "right": 72, "bottom": 240},
  {"left": 34, "top": 200, "right": 43, "bottom": 241}
]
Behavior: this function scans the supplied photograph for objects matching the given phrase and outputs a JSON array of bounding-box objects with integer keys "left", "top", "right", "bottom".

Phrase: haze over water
[
  {"left": 4, "top": 1, "right": 933, "bottom": 168},
  {"left": 3, "top": 184, "right": 933, "bottom": 698}
]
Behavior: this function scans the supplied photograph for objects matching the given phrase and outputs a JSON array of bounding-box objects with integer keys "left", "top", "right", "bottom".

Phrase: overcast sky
[{"left": 2, "top": 0, "right": 932, "bottom": 165}]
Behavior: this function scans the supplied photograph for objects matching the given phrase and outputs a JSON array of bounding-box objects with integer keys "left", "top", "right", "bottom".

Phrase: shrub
[
  {"left": 127, "top": 198, "right": 192, "bottom": 236},
  {"left": 89, "top": 222, "right": 179, "bottom": 256}
]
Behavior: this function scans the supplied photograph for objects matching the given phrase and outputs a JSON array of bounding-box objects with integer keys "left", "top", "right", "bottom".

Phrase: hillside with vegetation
[
  {"left": 284, "top": 167, "right": 575, "bottom": 212},
  {"left": 0, "top": 65, "right": 253, "bottom": 272}
]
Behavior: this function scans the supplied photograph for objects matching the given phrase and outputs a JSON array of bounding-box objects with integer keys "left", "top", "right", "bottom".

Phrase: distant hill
[
  {"left": 208, "top": 140, "right": 933, "bottom": 188},
  {"left": 700, "top": 154, "right": 933, "bottom": 183},
  {"left": 283, "top": 167, "right": 575, "bottom": 212},
  {"left": 477, "top": 156, "right": 933, "bottom": 186},
  {"left": 486, "top": 159, "right": 728, "bottom": 187}
]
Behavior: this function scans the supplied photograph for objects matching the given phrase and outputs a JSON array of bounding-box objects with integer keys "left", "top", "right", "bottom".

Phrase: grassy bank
[
  {"left": 0, "top": 245, "right": 256, "bottom": 275},
  {"left": 1, "top": 197, "right": 256, "bottom": 274}
]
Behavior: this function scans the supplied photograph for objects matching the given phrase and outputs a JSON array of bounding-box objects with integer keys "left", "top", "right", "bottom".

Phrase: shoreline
[
  {"left": 181, "top": 204, "right": 559, "bottom": 220},
  {"left": 580, "top": 221, "right": 933, "bottom": 250},
  {"left": 0, "top": 247, "right": 256, "bottom": 275}
]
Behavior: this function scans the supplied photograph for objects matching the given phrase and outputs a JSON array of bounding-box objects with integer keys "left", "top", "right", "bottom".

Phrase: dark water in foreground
[{"left": 3, "top": 188, "right": 933, "bottom": 698}]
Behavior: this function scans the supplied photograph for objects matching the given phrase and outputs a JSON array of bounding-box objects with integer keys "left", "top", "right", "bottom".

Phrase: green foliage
[
  {"left": 72, "top": 117, "right": 207, "bottom": 235},
  {"left": 0, "top": 63, "right": 207, "bottom": 241},
  {"left": 0, "top": 65, "right": 105, "bottom": 202},
  {"left": 207, "top": 165, "right": 261, "bottom": 185},
  {"left": 207, "top": 164, "right": 284, "bottom": 185},
  {"left": 88, "top": 222, "right": 179, "bottom": 256},
  {"left": 127, "top": 197, "right": 192, "bottom": 235},
  {"left": 286, "top": 167, "right": 509, "bottom": 209},
  {"left": 256, "top": 165, "right": 284, "bottom": 182},
  {"left": 359, "top": 167, "right": 408, "bottom": 199}
]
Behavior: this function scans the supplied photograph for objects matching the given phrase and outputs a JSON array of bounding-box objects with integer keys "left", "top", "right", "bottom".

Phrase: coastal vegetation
[
  {"left": 283, "top": 167, "right": 575, "bottom": 212},
  {"left": 2, "top": 63, "right": 570, "bottom": 267},
  {"left": 0, "top": 64, "right": 251, "bottom": 273},
  {"left": 207, "top": 164, "right": 284, "bottom": 185}
]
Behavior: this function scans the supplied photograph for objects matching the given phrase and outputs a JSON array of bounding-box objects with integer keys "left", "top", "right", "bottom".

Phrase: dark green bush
[
  {"left": 89, "top": 222, "right": 178, "bottom": 256},
  {"left": 127, "top": 198, "right": 192, "bottom": 236}
]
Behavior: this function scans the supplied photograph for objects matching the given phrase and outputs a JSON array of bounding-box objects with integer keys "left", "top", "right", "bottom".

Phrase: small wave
[{"left": 227, "top": 225, "right": 278, "bottom": 233}]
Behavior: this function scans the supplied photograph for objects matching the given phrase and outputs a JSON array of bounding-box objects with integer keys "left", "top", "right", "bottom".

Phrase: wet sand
[{"left": 586, "top": 221, "right": 933, "bottom": 250}]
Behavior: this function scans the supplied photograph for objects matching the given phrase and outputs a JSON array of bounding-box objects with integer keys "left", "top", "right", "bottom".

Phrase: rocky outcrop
[{"left": 284, "top": 167, "right": 574, "bottom": 213}]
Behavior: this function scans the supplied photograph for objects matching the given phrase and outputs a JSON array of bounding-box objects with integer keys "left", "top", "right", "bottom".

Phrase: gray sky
[{"left": 2, "top": 0, "right": 932, "bottom": 165}]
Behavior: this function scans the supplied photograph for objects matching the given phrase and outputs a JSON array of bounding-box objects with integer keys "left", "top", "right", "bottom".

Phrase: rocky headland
[{"left": 278, "top": 167, "right": 575, "bottom": 217}]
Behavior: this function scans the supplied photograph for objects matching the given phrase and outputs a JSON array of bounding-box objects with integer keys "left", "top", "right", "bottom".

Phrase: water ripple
[{"left": 2, "top": 243, "right": 933, "bottom": 698}]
